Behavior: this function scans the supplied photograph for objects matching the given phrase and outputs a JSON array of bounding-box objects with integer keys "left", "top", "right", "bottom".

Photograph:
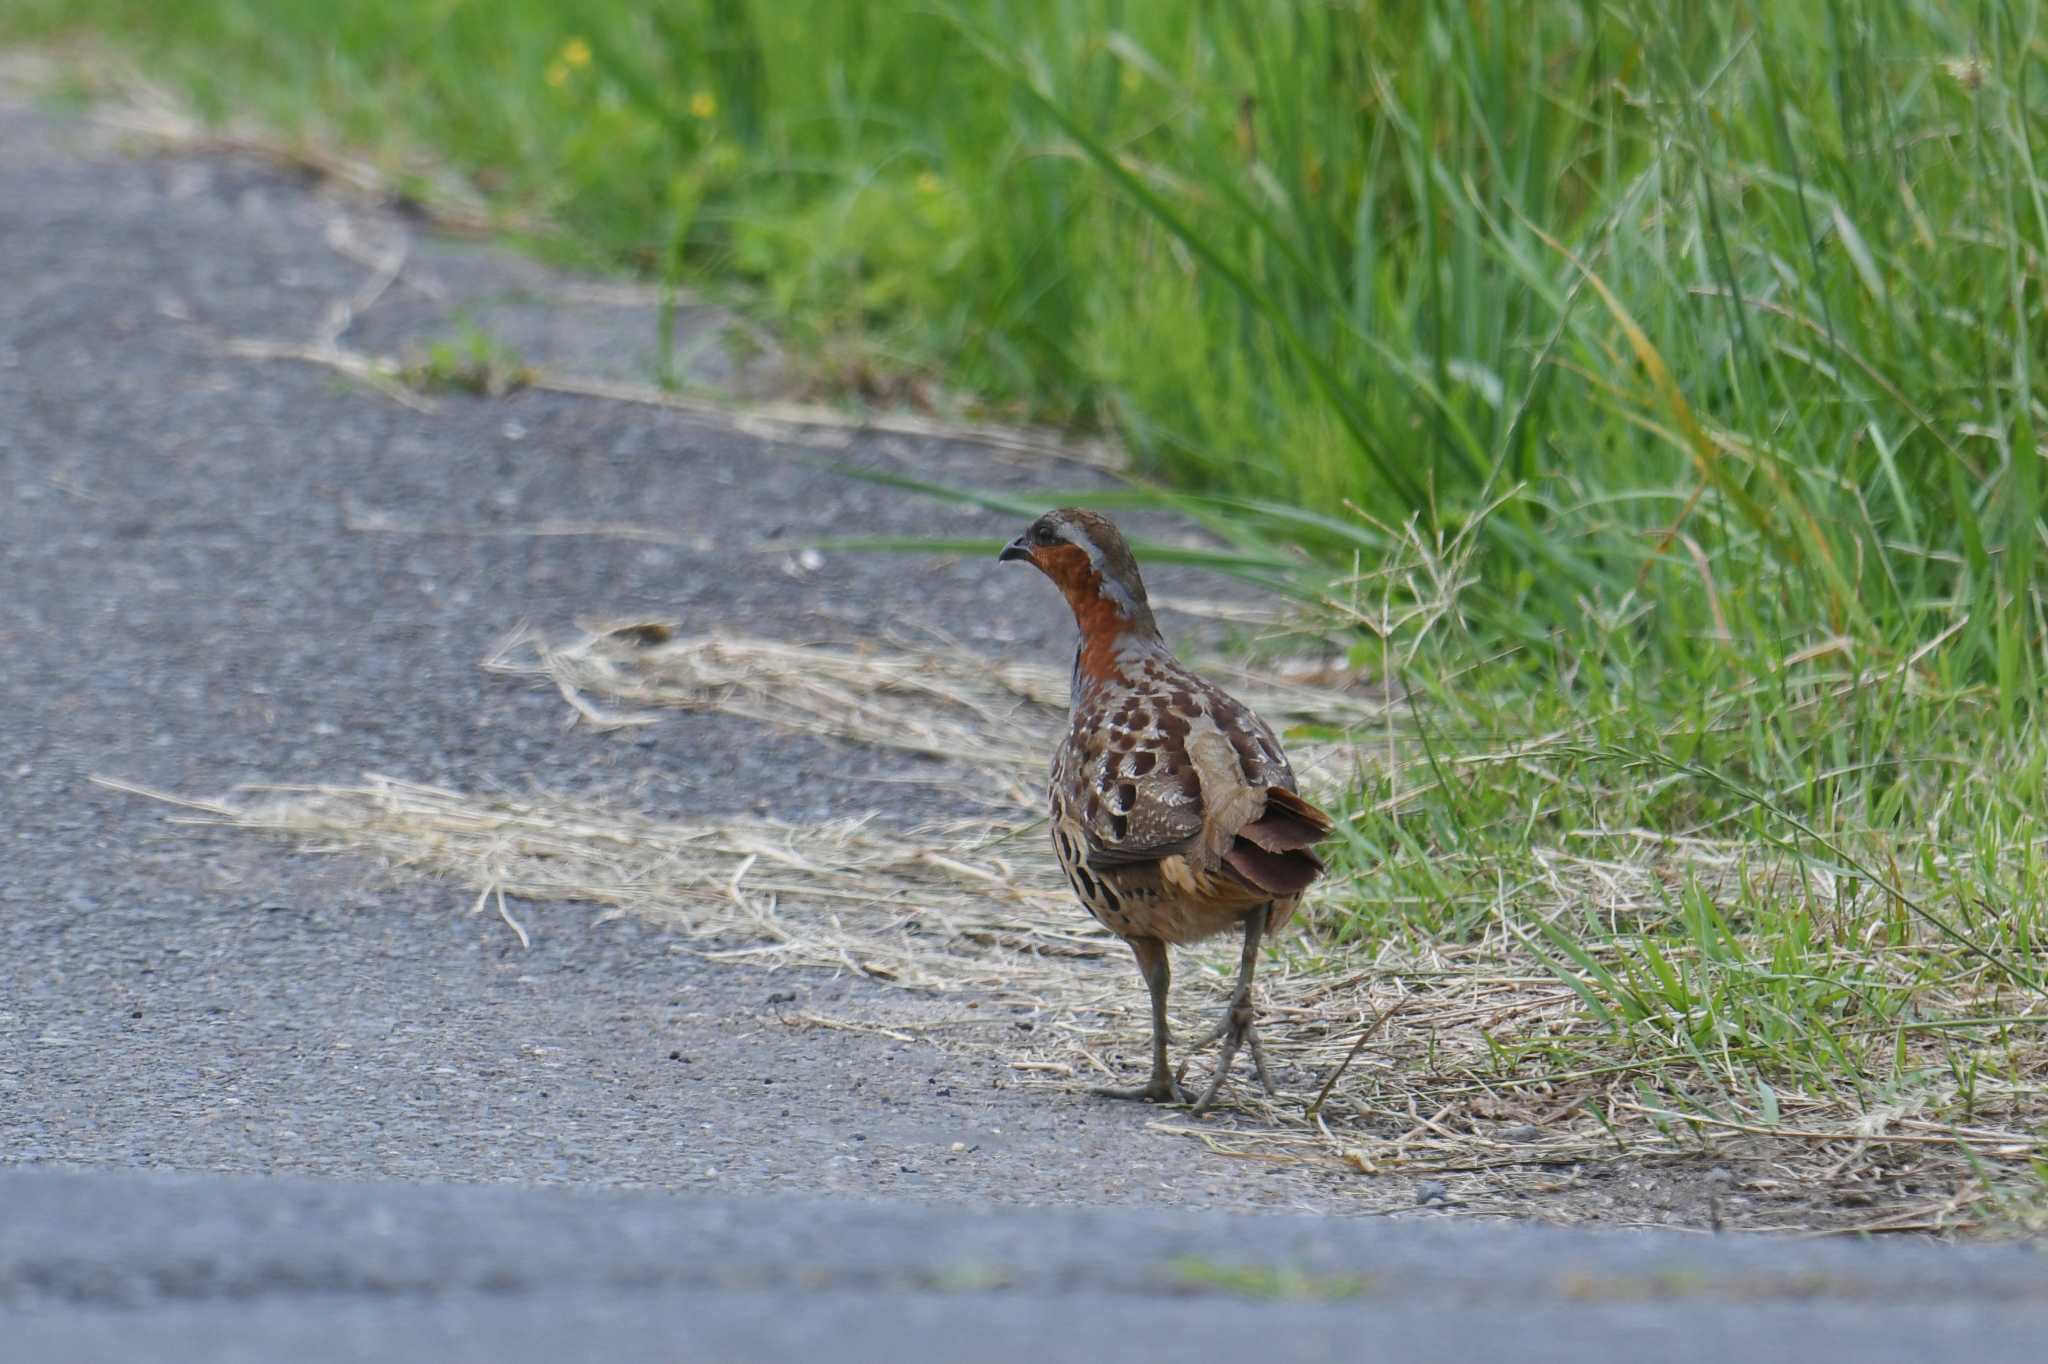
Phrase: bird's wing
[
  {"left": 1056, "top": 721, "right": 1205, "bottom": 868},
  {"left": 1063, "top": 675, "right": 1289, "bottom": 871}
]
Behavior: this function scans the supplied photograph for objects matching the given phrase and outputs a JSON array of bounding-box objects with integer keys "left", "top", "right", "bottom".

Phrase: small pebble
[{"left": 1415, "top": 1180, "right": 1449, "bottom": 1206}]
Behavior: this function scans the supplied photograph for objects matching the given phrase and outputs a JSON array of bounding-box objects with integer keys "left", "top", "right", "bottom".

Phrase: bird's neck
[
  {"left": 1067, "top": 589, "right": 1163, "bottom": 695},
  {"left": 1031, "top": 543, "right": 1161, "bottom": 693}
]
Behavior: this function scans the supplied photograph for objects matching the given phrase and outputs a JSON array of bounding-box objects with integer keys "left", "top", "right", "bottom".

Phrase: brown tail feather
[
  {"left": 1237, "top": 786, "right": 1334, "bottom": 854},
  {"left": 1224, "top": 840, "right": 1325, "bottom": 898}
]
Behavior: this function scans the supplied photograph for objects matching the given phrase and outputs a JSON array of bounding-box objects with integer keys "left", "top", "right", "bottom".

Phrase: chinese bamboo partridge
[{"left": 999, "top": 507, "right": 1332, "bottom": 1112}]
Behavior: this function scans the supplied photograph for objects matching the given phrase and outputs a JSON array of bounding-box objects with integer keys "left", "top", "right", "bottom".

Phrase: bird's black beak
[{"left": 998, "top": 536, "right": 1032, "bottom": 563}]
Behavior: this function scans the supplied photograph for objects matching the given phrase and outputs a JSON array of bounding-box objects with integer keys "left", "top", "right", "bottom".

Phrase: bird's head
[{"left": 998, "top": 506, "right": 1159, "bottom": 642}]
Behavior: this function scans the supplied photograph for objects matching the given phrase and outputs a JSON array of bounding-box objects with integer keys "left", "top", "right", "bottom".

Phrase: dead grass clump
[
  {"left": 103, "top": 766, "right": 2048, "bottom": 1234},
  {"left": 99, "top": 605, "right": 2048, "bottom": 1233},
  {"left": 480, "top": 621, "right": 1388, "bottom": 802},
  {"left": 96, "top": 773, "right": 1094, "bottom": 993}
]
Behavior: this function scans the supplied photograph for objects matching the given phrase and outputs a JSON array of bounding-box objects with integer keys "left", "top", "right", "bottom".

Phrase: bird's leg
[
  {"left": 1092, "top": 935, "right": 1188, "bottom": 1104},
  {"left": 1191, "top": 904, "right": 1274, "bottom": 1114},
  {"left": 1191, "top": 904, "right": 1269, "bottom": 1047}
]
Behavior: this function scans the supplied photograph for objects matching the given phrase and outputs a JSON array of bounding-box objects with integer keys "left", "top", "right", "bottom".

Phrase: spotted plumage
[{"left": 999, "top": 507, "right": 1332, "bottom": 1110}]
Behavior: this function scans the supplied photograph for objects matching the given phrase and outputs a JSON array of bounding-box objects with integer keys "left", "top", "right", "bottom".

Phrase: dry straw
[
  {"left": 107, "top": 623, "right": 2046, "bottom": 1231},
  {"left": 479, "top": 620, "right": 1388, "bottom": 798}
]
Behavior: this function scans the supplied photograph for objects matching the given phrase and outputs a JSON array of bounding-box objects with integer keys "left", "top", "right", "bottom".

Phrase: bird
[{"left": 999, "top": 507, "right": 1332, "bottom": 1112}]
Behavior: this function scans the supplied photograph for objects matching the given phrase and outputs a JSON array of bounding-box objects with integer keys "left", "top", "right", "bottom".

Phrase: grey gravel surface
[{"left": 4, "top": 87, "right": 2046, "bottom": 1359}]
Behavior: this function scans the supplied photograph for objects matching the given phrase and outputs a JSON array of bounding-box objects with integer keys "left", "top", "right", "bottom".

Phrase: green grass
[
  {"left": 1310, "top": 512, "right": 2048, "bottom": 1220},
  {"left": 14, "top": 3, "right": 2038, "bottom": 683},
  {"left": 1166, "top": 1257, "right": 1375, "bottom": 1300},
  {"left": 401, "top": 323, "right": 532, "bottom": 397},
  {"left": 14, "top": 0, "right": 2048, "bottom": 1223}
]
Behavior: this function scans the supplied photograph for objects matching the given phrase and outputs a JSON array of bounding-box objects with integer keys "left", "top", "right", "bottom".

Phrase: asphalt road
[
  {"left": 8, "top": 1164, "right": 2048, "bottom": 1363},
  {"left": 4, "top": 89, "right": 2046, "bottom": 1359}
]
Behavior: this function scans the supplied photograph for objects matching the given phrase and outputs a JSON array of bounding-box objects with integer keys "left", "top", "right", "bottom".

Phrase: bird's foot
[
  {"left": 1190, "top": 989, "right": 1274, "bottom": 1115},
  {"left": 1091, "top": 1069, "right": 1190, "bottom": 1105}
]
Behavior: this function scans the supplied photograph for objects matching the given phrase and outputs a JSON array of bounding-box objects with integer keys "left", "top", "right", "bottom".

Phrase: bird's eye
[{"left": 1033, "top": 524, "right": 1059, "bottom": 546}]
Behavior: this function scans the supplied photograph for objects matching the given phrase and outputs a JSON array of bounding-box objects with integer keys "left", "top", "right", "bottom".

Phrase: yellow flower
[
  {"left": 916, "top": 170, "right": 943, "bottom": 196},
  {"left": 689, "top": 89, "right": 718, "bottom": 120},
  {"left": 561, "top": 37, "right": 592, "bottom": 69},
  {"left": 545, "top": 60, "right": 569, "bottom": 88}
]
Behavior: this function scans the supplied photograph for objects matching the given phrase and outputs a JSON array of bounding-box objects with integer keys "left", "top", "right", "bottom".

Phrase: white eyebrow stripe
[
  {"left": 1060, "top": 525, "right": 1138, "bottom": 614},
  {"left": 1097, "top": 576, "right": 1139, "bottom": 614}
]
